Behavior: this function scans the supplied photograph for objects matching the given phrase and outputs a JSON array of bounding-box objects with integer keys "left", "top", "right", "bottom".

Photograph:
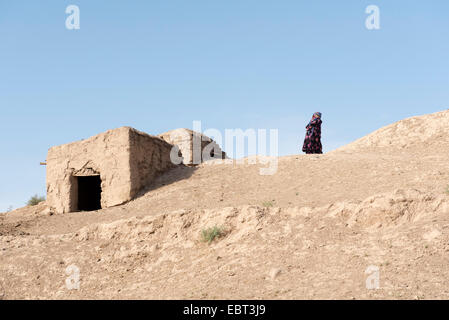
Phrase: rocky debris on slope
[
  {"left": 74, "top": 206, "right": 269, "bottom": 243},
  {"left": 1, "top": 188, "right": 449, "bottom": 299},
  {"left": 2, "top": 189, "right": 441, "bottom": 240},
  {"left": 324, "top": 189, "right": 449, "bottom": 229},
  {"left": 71, "top": 189, "right": 448, "bottom": 245}
]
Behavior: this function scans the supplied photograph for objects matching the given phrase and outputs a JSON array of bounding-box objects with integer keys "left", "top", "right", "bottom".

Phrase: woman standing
[{"left": 302, "top": 112, "right": 323, "bottom": 154}]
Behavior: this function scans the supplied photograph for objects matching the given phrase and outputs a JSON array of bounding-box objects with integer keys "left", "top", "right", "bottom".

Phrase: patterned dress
[{"left": 302, "top": 117, "right": 323, "bottom": 154}]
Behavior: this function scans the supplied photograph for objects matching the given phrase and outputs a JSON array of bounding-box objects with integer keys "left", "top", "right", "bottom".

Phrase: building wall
[
  {"left": 158, "top": 129, "right": 193, "bottom": 165},
  {"left": 158, "top": 128, "right": 226, "bottom": 165},
  {"left": 46, "top": 126, "right": 220, "bottom": 214},
  {"left": 128, "top": 128, "right": 176, "bottom": 198},
  {"left": 46, "top": 127, "right": 133, "bottom": 213}
]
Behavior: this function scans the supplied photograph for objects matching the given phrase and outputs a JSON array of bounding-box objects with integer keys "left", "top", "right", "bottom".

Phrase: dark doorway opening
[{"left": 77, "top": 175, "right": 102, "bottom": 211}]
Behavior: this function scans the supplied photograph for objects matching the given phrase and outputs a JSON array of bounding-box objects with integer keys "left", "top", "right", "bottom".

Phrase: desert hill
[
  {"left": 1, "top": 109, "right": 449, "bottom": 299},
  {"left": 334, "top": 109, "right": 449, "bottom": 152}
]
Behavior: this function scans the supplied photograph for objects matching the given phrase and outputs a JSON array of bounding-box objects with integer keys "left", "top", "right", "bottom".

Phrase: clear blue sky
[{"left": 1, "top": 1, "right": 448, "bottom": 211}]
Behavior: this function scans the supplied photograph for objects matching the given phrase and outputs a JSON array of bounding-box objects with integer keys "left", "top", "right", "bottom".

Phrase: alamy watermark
[
  {"left": 168, "top": 121, "right": 279, "bottom": 175},
  {"left": 0, "top": 282, "right": 5, "bottom": 300},
  {"left": 65, "top": 264, "right": 80, "bottom": 290},
  {"left": 365, "top": 265, "right": 380, "bottom": 290},
  {"left": 64, "top": 5, "right": 381, "bottom": 31},
  {"left": 65, "top": 5, "right": 80, "bottom": 30},
  {"left": 365, "top": 5, "right": 380, "bottom": 30}
]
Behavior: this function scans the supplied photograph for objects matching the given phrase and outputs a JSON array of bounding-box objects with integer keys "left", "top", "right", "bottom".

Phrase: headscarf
[{"left": 306, "top": 112, "right": 322, "bottom": 132}]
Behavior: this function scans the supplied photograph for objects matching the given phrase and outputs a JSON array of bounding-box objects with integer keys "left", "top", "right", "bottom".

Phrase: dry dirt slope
[{"left": 1, "top": 109, "right": 449, "bottom": 299}]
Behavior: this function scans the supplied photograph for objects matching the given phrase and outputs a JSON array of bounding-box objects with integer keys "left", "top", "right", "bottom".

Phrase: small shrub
[
  {"left": 262, "top": 201, "right": 274, "bottom": 208},
  {"left": 445, "top": 185, "right": 449, "bottom": 195},
  {"left": 27, "top": 195, "right": 45, "bottom": 206},
  {"left": 201, "top": 226, "right": 225, "bottom": 244}
]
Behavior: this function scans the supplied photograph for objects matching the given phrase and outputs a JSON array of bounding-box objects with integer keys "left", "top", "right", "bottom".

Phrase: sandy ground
[{"left": 1, "top": 110, "right": 449, "bottom": 300}]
